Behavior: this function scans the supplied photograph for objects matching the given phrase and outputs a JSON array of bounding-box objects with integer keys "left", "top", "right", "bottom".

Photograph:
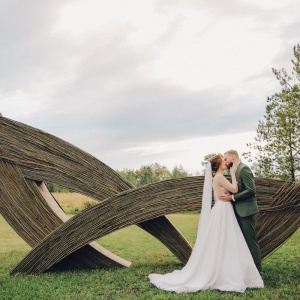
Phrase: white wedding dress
[{"left": 149, "top": 163, "right": 264, "bottom": 293}]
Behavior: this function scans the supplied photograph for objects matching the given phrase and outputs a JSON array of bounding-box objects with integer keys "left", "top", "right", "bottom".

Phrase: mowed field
[{"left": 0, "top": 192, "right": 299, "bottom": 300}]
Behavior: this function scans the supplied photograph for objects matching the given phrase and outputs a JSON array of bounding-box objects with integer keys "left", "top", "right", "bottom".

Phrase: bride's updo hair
[{"left": 210, "top": 155, "right": 222, "bottom": 177}]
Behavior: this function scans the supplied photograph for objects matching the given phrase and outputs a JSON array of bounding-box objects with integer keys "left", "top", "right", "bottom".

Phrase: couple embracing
[{"left": 149, "top": 150, "right": 264, "bottom": 293}]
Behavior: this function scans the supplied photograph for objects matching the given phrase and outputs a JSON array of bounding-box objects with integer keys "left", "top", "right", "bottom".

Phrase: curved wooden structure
[{"left": 0, "top": 116, "right": 299, "bottom": 274}]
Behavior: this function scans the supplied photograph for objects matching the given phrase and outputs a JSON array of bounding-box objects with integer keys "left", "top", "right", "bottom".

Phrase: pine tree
[{"left": 245, "top": 45, "right": 300, "bottom": 181}]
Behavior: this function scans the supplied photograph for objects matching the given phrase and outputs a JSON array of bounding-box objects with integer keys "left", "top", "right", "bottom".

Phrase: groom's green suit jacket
[{"left": 233, "top": 162, "right": 259, "bottom": 217}]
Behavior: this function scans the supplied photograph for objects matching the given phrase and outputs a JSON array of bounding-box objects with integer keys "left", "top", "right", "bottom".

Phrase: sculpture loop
[{"left": 0, "top": 116, "right": 299, "bottom": 274}]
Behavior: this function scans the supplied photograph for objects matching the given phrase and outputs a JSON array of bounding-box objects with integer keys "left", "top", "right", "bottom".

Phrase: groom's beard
[{"left": 227, "top": 162, "right": 233, "bottom": 169}]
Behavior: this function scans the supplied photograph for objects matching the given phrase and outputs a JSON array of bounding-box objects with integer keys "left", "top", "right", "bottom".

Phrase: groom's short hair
[{"left": 224, "top": 149, "right": 239, "bottom": 159}]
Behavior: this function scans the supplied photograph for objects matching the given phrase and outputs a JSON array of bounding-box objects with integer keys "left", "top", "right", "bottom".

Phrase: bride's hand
[{"left": 230, "top": 163, "right": 237, "bottom": 175}]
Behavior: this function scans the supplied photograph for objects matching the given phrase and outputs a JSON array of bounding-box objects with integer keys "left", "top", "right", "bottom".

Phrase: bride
[{"left": 149, "top": 155, "right": 264, "bottom": 293}]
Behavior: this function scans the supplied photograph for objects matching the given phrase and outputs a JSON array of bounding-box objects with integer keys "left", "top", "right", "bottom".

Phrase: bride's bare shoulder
[
  {"left": 214, "top": 173, "right": 225, "bottom": 179},
  {"left": 213, "top": 173, "right": 225, "bottom": 183}
]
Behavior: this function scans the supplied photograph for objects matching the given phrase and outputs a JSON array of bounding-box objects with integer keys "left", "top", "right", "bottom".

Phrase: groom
[{"left": 219, "top": 150, "right": 262, "bottom": 275}]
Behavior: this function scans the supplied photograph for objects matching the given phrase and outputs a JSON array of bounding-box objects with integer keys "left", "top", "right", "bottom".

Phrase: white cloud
[
  {"left": 0, "top": 0, "right": 299, "bottom": 173},
  {"left": 1, "top": 91, "right": 45, "bottom": 118},
  {"left": 120, "top": 131, "right": 258, "bottom": 174},
  {"left": 148, "top": 16, "right": 281, "bottom": 91}
]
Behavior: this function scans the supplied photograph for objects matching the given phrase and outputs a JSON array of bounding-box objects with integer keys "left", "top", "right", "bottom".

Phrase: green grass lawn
[{"left": 0, "top": 214, "right": 299, "bottom": 300}]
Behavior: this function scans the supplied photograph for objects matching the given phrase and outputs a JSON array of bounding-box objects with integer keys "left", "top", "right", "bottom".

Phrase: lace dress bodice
[{"left": 213, "top": 184, "right": 228, "bottom": 203}]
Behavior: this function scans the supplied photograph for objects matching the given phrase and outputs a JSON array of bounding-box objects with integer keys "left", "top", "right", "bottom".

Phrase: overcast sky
[{"left": 1, "top": 0, "right": 299, "bottom": 174}]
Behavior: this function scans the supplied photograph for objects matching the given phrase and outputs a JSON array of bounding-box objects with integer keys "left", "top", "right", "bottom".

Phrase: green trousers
[{"left": 235, "top": 212, "right": 262, "bottom": 274}]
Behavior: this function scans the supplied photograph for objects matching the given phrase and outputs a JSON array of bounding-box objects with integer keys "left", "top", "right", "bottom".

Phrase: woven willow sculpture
[{"left": 0, "top": 116, "right": 299, "bottom": 274}]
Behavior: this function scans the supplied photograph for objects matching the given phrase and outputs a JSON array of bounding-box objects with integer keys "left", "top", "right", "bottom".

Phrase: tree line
[{"left": 116, "top": 164, "right": 190, "bottom": 186}]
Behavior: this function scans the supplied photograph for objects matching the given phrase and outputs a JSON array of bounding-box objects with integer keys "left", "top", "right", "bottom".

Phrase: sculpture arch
[{"left": 0, "top": 116, "right": 299, "bottom": 274}]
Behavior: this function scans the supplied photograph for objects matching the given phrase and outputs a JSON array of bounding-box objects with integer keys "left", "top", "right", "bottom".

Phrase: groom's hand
[{"left": 219, "top": 193, "right": 232, "bottom": 202}]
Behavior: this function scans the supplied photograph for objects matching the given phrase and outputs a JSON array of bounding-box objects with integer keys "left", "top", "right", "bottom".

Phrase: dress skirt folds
[{"left": 149, "top": 200, "right": 264, "bottom": 293}]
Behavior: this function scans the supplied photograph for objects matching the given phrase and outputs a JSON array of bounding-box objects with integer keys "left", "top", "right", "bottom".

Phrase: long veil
[
  {"left": 179, "top": 161, "right": 212, "bottom": 269},
  {"left": 196, "top": 162, "right": 213, "bottom": 239},
  {"left": 148, "top": 162, "right": 214, "bottom": 289}
]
